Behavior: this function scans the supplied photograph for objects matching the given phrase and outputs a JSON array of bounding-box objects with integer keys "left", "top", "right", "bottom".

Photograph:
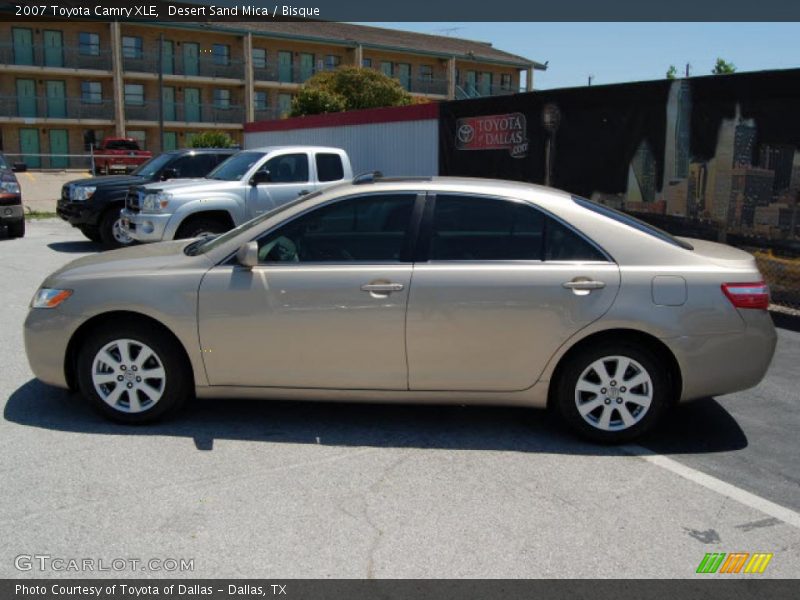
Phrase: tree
[
  {"left": 711, "top": 58, "right": 736, "bottom": 75},
  {"left": 290, "top": 66, "right": 412, "bottom": 117},
  {"left": 666, "top": 65, "right": 678, "bottom": 80},
  {"left": 189, "top": 131, "right": 235, "bottom": 148}
]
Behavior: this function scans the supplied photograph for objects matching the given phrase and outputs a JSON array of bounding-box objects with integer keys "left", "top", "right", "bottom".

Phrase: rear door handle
[
  {"left": 562, "top": 280, "right": 606, "bottom": 291},
  {"left": 361, "top": 283, "right": 405, "bottom": 293}
]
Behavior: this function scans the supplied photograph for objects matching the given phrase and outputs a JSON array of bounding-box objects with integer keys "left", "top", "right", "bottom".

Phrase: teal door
[
  {"left": 184, "top": 88, "right": 201, "bottom": 122},
  {"left": 380, "top": 61, "right": 392, "bottom": 77},
  {"left": 278, "top": 93, "right": 292, "bottom": 117},
  {"left": 16, "top": 79, "right": 37, "bottom": 118},
  {"left": 20, "top": 128, "right": 40, "bottom": 168},
  {"left": 479, "top": 72, "right": 492, "bottom": 95},
  {"left": 43, "top": 30, "right": 64, "bottom": 68},
  {"left": 299, "top": 53, "right": 314, "bottom": 82},
  {"left": 183, "top": 43, "right": 199, "bottom": 76},
  {"left": 397, "top": 64, "right": 411, "bottom": 90},
  {"left": 161, "top": 40, "right": 174, "bottom": 75},
  {"left": 12, "top": 28, "right": 34, "bottom": 66},
  {"left": 162, "top": 131, "right": 177, "bottom": 152},
  {"left": 162, "top": 86, "right": 176, "bottom": 121},
  {"left": 45, "top": 81, "right": 66, "bottom": 118},
  {"left": 49, "top": 129, "right": 68, "bottom": 168},
  {"left": 466, "top": 71, "right": 477, "bottom": 96},
  {"left": 278, "top": 51, "right": 292, "bottom": 82}
]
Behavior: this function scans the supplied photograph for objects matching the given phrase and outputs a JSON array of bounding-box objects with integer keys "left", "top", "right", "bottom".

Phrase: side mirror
[
  {"left": 236, "top": 241, "right": 259, "bottom": 268},
  {"left": 250, "top": 169, "right": 271, "bottom": 186},
  {"left": 161, "top": 167, "right": 178, "bottom": 180},
  {"left": 12, "top": 162, "right": 27, "bottom": 172}
]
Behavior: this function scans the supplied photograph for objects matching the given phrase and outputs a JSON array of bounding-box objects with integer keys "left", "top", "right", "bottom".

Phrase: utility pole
[
  {"left": 685, "top": 63, "right": 691, "bottom": 77},
  {"left": 158, "top": 33, "right": 164, "bottom": 153},
  {"left": 588, "top": 74, "right": 594, "bottom": 86}
]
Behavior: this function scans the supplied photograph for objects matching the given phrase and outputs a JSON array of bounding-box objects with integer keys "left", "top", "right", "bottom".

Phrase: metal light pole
[{"left": 158, "top": 33, "right": 164, "bottom": 152}]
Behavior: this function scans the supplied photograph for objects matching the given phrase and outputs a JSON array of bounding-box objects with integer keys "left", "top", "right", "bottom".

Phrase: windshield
[
  {"left": 572, "top": 195, "right": 694, "bottom": 251},
  {"left": 207, "top": 151, "right": 266, "bottom": 181},
  {"left": 130, "top": 153, "right": 174, "bottom": 178},
  {"left": 187, "top": 190, "right": 326, "bottom": 256}
]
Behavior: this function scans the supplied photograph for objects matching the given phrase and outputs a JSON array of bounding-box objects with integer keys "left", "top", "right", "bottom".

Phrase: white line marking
[{"left": 624, "top": 445, "right": 800, "bottom": 530}]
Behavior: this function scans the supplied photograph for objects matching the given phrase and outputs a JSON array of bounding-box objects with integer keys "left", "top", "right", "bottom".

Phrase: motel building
[{"left": 0, "top": 21, "right": 546, "bottom": 167}]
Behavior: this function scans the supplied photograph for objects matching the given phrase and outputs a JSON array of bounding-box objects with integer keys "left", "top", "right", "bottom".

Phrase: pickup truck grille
[{"left": 125, "top": 189, "right": 141, "bottom": 214}]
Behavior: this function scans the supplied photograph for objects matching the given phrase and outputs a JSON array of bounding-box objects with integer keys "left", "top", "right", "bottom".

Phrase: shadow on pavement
[
  {"left": 47, "top": 240, "right": 101, "bottom": 253},
  {"left": 5, "top": 379, "right": 748, "bottom": 456}
]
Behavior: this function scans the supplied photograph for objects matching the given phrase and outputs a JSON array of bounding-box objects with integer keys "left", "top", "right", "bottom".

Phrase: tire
[
  {"left": 6, "top": 218, "right": 25, "bottom": 238},
  {"left": 98, "top": 208, "right": 134, "bottom": 249},
  {"left": 78, "top": 225, "right": 102, "bottom": 243},
  {"left": 555, "top": 342, "right": 670, "bottom": 444},
  {"left": 175, "top": 216, "right": 229, "bottom": 240},
  {"left": 76, "top": 322, "right": 191, "bottom": 424}
]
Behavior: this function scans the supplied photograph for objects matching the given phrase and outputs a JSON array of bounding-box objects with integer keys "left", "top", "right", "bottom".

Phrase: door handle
[
  {"left": 298, "top": 190, "right": 310, "bottom": 196},
  {"left": 562, "top": 279, "right": 606, "bottom": 291},
  {"left": 361, "top": 282, "right": 405, "bottom": 293}
]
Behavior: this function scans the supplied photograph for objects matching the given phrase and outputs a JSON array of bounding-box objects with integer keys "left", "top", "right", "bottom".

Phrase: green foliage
[
  {"left": 666, "top": 65, "right": 678, "bottom": 80},
  {"left": 188, "top": 131, "right": 235, "bottom": 148},
  {"left": 290, "top": 66, "right": 413, "bottom": 117},
  {"left": 711, "top": 58, "right": 736, "bottom": 75}
]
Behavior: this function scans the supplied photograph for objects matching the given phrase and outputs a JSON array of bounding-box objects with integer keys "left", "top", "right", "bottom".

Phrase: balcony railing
[
  {"left": 0, "top": 95, "right": 114, "bottom": 120},
  {"left": 254, "top": 107, "right": 288, "bottom": 121},
  {"left": 0, "top": 43, "right": 112, "bottom": 71},
  {"left": 406, "top": 77, "right": 448, "bottom": 96},
  {"left": 253, "top": 61, "right": 342, "bottom": 85},
  {"left": 123, "top": 52, "right": 245, "bottom": 79},
  {"left": 124, "top": 102, "right": 244, "bottom": 124}
]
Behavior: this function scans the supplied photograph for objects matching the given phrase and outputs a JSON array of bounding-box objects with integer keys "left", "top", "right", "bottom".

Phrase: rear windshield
[{"left": 572, "top": 196, "right": 694, "bottom": 251}]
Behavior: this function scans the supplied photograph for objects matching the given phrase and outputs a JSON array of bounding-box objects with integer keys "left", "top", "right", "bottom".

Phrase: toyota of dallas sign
[{"left": 455, "top": 112, "right": 529, "bottom": 158}]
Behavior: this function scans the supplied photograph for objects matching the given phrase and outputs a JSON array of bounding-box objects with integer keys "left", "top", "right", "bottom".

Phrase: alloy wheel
[{"left": 91, "top": 338, "right": 166, "bottom": 413}]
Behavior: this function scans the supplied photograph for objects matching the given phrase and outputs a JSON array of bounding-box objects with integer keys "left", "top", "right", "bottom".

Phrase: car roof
[
  {"left": 247, "top": 145, "right": 347, "bottom": 154},
  {"left": 167, "top": 148, "right": 238, "bottom": 155}
]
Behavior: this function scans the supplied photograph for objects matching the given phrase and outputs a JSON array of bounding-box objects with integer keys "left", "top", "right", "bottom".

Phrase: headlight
[
  {"left": 142, "top": 191, "right": 172, "bottom": 213},
  {"left": 0, "top": 181, "right": 20, "bottom": 194},
  {"left": 31, "top": 288, "right": 73, "bottom": 309},
  {"left": 71, "top": 186, "right": 96, "bottom": 201}
]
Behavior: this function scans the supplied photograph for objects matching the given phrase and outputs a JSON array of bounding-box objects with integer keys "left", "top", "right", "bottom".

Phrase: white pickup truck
[{"left": 120, "top": 146, "right": 352, "bottom": 242}]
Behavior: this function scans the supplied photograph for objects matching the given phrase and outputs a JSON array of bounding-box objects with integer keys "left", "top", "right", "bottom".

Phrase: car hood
[
  {"left": 45, "top": 240, "right": 212, "bottom": 285},
  {"left": 66, "top": 175, "right": 145, "bottom": 189},
  {"left": 137, "top": 178, "right": 235, "bottom": 195}
]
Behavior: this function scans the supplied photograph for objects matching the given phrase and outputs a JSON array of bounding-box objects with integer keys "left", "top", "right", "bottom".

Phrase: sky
[{"left": 365, "top": 22, "right": 800, "bottom": 90}]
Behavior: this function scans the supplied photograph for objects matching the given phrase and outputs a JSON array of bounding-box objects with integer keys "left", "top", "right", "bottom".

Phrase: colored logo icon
[{"left": 696, "top": 552, "right": 773, "bottom": 574}]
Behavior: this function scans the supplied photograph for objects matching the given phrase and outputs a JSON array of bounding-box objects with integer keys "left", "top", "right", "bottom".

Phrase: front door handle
[
  {"left": 361, "top": 282, "right": 405, "bottom": 293},
  {"left": 562, "top": 279, "right": 606, "bottom": 293},
  {"left": 298, "top": 190, "right": 310, "bottom": 196}
]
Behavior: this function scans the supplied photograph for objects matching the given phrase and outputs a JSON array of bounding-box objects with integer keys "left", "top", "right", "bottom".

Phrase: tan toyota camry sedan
[{"left": 24, "top": 176, "right": 777, "bottom": 443}]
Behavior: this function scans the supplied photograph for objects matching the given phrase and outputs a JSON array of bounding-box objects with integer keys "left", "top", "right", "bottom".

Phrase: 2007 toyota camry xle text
[{"left": 23, "top": 176, "right": 777, "bottom": 443}]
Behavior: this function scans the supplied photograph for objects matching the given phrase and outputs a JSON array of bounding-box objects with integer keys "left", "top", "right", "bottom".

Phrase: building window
[
  {"left": 124, "top": 84, "right": 144, "bottom": 106},
  {"left": 500, "top": 73, "right": 512, "bottom": 90},
  {"left": 122, "top": 36, "right": 143, "bottom": 59},
  {"left": 252, "top": 48, "right": 267, "bottom": 69},
  {"left": 127, "top": 130, "right": 146, "bottom": 149},
  {"left": 419, "top": 65, "right": 433, "bottom": 81},
  {"left": 380, "top": 61, "right": 393, "bottom": 77},
  {"left": 79, "top": 32, "right": 100, "bottom": 56},
  {"left": 325, "top": 55, "right": 341, "bottom": 70},
  {"left": 81, "top": 81, "right": 102, "bottom": 104},
  {"left": 362, "top": 58, "right": 372, "bottom": 68},
  {"left": 213, "top": 44, "right": 230, "bottom": 66},
  {"left": 213, "top": 88, "right": 231, "bottom": 109},
  {"left": 254, "top": 91, "right": 268, "bottom": 110}
]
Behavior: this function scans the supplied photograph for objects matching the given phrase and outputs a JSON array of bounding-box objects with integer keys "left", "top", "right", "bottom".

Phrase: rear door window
[{"left": 315, "top": 153, "right": 345, "bottom": 182}]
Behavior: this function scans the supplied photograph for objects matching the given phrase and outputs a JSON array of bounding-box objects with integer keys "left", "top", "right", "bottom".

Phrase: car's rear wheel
[
  {"left": 99, "top": 208, "right": 133, "bottom": 249},
  {"left": 78, "top": 224, "right": 102, "bottom": 243},
  {"left": 556, "top": 343, "right": 669, "bottom": 443},
  {"left": 6, "top": 218, "right": 25, "bottom": 238},
  {"left": 77, "top": 324, "right": 190, "bottom": 423},
  {"left": 175, "top": 217, "right": 228, "bottom": 240}
]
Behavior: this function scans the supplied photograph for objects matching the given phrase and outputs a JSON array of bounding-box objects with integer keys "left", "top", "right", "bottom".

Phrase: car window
[
  {"left": 169, "top": 154, "right": 217, "bottom": 178},
  {"left": 316, "top": 153, "right": 345, "bottom": 182},
  {"left": 207, "top": 151, "right": 266, "bottom": 181},
  {"left": 430, "top": 194, "right": 606, "bottom": 262},
  {"left": 260, "top": 153, "right": 309, "bottom": 184},
  {"left": 257, "top": 194, "right": 415, "bottom": 263}
]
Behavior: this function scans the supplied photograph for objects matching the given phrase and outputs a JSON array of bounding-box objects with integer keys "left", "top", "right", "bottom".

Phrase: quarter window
[{"left": 257, "top": 194, "right": 415, "bottom": 263}]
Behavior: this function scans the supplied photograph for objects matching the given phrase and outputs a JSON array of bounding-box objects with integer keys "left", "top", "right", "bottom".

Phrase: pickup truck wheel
[
  {"left": 175, "top": 217, "right": 229, "bottom": 240},
  {"left": 78, "top": 225, "right": 102, "bottom": 243},
  {"left": 99, "top": 208, "right": 133, "bottom": 249},
  {"left": 6, "top": 218, "right": 25, "bottom": 238}
]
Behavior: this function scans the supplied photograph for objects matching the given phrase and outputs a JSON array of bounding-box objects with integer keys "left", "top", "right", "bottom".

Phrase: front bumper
[
  {"left": 120, "top": 208, "right": 172, "bottom": 243},
  {"left": 0, "top": 203, "right": 24, "bottom": 222},
  {"left": 56, "top": 198, "right": 96, "bottom": 226},
  {"left": 24, "top": 307, "right": 81, "bottom": 389}
]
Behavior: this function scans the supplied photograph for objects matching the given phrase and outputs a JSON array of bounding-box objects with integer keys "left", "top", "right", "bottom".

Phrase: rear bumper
[{"left": 671, "top": 310, "right": 777, "bottom": 402}]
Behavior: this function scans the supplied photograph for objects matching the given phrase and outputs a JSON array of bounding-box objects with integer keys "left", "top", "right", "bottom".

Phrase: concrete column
[
  {"left": 447, "top": 56, "right": 456, "bottom": 100},
  {"left": 354, "top": 44, "right": 363, "bottom": 67},
  {"left": 110, "top": 21, "right": 125, "bottom": 136},
  {"left": 526, "top": 66, "right": 533, "bottom": 92},
  {"left": 244, "top": 33, "right": 255, "bottom": 123}
]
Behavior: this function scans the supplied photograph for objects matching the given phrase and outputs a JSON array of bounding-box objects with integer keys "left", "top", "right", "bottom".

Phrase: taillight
[{"left": 721, "top": 282, "right": 770, "bottom": 310}]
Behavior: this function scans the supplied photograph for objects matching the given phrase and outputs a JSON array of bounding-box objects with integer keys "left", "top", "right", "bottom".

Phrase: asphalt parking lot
[{"left": 1, "top": 219, "right": 799, "bottom": 578}]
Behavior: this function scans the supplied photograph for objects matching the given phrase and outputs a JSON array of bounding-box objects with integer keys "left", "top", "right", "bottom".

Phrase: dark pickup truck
[{"left": 57, "top": 148, "right": 236, "bottom": 248}]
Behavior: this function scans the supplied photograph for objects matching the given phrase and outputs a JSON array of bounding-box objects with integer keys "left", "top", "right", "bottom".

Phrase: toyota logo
[{"left": 457, "top": 124, "right": 475, "bottom": 144}]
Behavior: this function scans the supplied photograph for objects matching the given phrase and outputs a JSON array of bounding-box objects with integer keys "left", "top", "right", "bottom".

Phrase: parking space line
[{"left": 625, "top": 445, "right": 800, "bottom": 530}]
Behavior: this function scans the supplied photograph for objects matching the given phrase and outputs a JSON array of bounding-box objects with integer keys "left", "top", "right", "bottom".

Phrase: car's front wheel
[
  {"left": 77, "top": 323, "right": 191, "bottom": 423},
  {"left": 99, "top": 208, "right": 134, "bottom": 249},
  {"left": 556, "top": 342, "right": 669, "bottom": 443}
]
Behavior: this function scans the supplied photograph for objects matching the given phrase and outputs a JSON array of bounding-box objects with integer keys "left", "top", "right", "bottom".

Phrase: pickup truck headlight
[
  {"left": 142, "top": 191, "right": 172, "bottom": 213},
  {"left": 31, "top": 288, "right": 73, "bottom": 309},
  {"left": 71, "top": 186, "right": 96, "bottom": 201},
  {"left": 0, "top": 181, "right": 20, "bottom": 194}
]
